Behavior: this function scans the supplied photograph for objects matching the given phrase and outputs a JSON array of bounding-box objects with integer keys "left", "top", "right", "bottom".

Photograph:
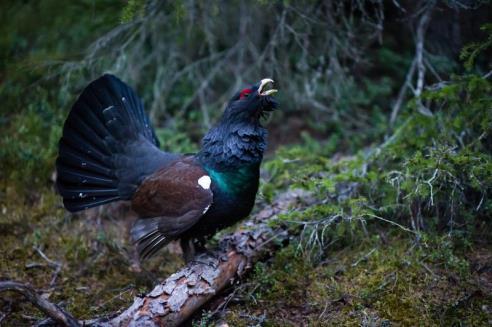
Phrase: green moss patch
[{"left": 219, "top": 235, "right": 492, "bottom": 326}]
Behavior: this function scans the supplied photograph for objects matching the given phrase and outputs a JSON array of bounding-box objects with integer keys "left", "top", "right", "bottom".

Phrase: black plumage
[{"left": 56, "top": 74, "right": 277, "bottom": 260}]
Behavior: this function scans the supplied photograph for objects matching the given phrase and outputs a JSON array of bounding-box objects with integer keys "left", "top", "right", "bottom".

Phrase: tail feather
[
  {"left": 58, "top": 143, "right": 115, "bottom": 177},
  {"left": 74, "top": 103, "right": 112, "bottom": 140},
  {"left": 56, "top": 74, "right": 175, "bottom": 212},
  {"left": 57, "top": 185, "right": 120, "bottom": 198},
  {"left": 56, "top": 166, "right": 117, "bottom": 187},
  {"left": 61, "top": 137, "right": 110, "bottom": 168},
  {"left": 131, "top": 218, "right": 169, "bottom": 259},
  {"left": 63, "top": 196, "right": 122, "bottom": 212},
  {"left": 65, "top": 111, "right": 112, "bottom": 156}
]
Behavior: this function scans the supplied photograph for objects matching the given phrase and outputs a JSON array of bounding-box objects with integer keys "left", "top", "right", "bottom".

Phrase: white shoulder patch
[{"left": 198, "top": 175, "right": 211, "bottom": 189}]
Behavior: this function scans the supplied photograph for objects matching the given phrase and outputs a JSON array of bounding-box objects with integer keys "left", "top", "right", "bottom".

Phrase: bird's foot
[
  {"left": 181, "top": 238, "right": 218, "bottom": 267},
  {"left": 190, "top": 249, "right": 221, "bottom": 268}
]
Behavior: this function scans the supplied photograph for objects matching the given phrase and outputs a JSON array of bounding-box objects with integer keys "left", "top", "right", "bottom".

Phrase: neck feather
[{"left": 198, "top": 121, "right": 267, "bottom": 170}]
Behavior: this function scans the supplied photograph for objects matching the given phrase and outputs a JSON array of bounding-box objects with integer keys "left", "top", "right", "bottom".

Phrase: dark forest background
[{"left": 1, "top": 0, "right": 491, "bottom": 325}]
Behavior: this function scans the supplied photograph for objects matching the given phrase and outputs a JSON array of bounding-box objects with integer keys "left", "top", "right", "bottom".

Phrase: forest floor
[
  {"left": 1, "top": 182, "right": 491, "bottom": 326},
  {"left": 219, "top": 235, "right": 492, "bottom": 326}
]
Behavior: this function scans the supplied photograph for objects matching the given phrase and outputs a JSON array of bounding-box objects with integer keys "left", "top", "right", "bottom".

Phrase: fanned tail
[{"left": 56, "top": 74, "right": 176, "bottom": 212}]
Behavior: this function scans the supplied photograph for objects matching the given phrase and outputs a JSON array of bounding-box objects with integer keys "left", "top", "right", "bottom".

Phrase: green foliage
[
  {"left": 121, "top": 0, "right": 146, "bottom": 23},
  {"left": 155, "top": 126, "right": 199, "bottom": 154},
  {"left": 260, "top": 69, "right": 492, "bottom": 261},
  {"left": 224, "top": 236, "right": 492, "bottom": 325},
  {"left": 460, "top": 23, "right": 492, "bottom": 70},
  {"left": 0, "top": 0, "right": 122, "bottom": 193},
  {"left": 0, "top": 90, "right": 63, "bottom": 187}
]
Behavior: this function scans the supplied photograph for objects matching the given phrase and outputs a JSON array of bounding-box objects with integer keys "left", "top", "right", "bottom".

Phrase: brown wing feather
[
  {"left": 131, "top": 157, "right": 212, "bottom": 217},
  {"left": 130, "top": 157, "right": 213, "bottom": 259}
]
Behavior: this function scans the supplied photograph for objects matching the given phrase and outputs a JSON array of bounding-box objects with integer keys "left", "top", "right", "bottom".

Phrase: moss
[
  {"left": 0, "top": 185, "right": 183, "bottom": 324},
  {"left": 222, "top": 235, "right": 492, "bottom": 326}
]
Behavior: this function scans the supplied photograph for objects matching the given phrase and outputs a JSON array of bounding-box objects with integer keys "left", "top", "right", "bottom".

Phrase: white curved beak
[{"left": 258, "top": 78, "right": 278, "bottom": 96}]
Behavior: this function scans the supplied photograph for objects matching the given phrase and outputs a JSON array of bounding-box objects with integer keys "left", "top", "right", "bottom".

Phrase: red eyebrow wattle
[{"left": 239, "top": 88, "right": 252, "bottom": 99}]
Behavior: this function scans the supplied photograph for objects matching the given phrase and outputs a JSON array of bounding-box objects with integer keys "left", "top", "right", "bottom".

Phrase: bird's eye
[{"left": 239, "top": 88, "right": 252, "bottom": 99}]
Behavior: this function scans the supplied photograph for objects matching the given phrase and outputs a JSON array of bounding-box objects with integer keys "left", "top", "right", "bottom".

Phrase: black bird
[{"left": 56, "top": 74, "right": 278, "bottom": 261}]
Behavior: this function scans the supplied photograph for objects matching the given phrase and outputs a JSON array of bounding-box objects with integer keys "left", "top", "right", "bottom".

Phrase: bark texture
[
  {"left": 94, "top": 189, "right": 311, "bottom": 327},
  {"left": 1, "top": 190, "right": 311, "bottom": 327}
]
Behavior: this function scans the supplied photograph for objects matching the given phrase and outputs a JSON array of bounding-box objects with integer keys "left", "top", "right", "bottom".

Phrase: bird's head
[
  {"left": 221, "top": 78, "right": 278, "bottom": 124},
  {"left": 199, "top": 78, "right": 278, "bottom": 169}
]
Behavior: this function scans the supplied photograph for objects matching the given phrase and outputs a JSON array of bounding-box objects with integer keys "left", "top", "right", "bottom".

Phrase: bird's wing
[{"left": 130, "top": 157, "right": 213, "bottom": 259}]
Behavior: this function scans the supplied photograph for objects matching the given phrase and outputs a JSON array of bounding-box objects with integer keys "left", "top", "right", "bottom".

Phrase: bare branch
[
  {"left": 414, "top": 1, "right": 435, "bottom": 116},
  {"left": 390, "top": 58, "right": 416, "bottom": 126},
  {"left": 390, "top": 1, "right": 435, "bottom": 126},
  {"left": 0, "top": 281, "right": 79, "bottom": 327},
  {"left": 33, "top": 246, "right": 62, "bottom": 288}
]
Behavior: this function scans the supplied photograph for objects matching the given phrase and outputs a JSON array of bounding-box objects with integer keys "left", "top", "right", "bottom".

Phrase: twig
[
  {"left": 390, "top": 1, "right": 435, "bottom": 126},
  {"left": 0, "top": 281, "right": 79, "bottom": 327},
  {"left": 0, "top": 299, "right": 12, "bottom": 325},
  {"left": 483, "top": 70, "right": 492, "bottom": 79},
  {"left": 391, "top": 0, "right": 407, "bottom": 12},
  {"left": 92, "top": 285, "right": 135, "bottom": 311},
  {"left": 425, "top": 169, "right": 439, "bottom": 206},
  {"left": 419, "top": 261, "right": 436, "bottom": 277},
  {"left": 33, "top": 246, "right": 62, "bottom": 288},
  {"left": 390, "top": 58, "right": 416, "bottom": 126},
  {"left": 364, "top": 213, "right": 418, "bottom": 235},
  {"left": 352, "top": 248, "right": 377, "bottom": 267},
  {"left": 318, "top": 300, "right": 330, "bottom": 320}
]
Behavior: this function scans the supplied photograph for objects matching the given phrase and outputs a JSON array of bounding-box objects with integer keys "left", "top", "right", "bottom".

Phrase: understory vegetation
[
  {"left": 215, "top": 71, "right": 492, "bottom": 325},
  {"left": 1, "top": 0, "right": 491, "bottom": 326}
]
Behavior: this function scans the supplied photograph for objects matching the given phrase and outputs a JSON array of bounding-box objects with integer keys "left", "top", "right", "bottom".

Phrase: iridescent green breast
[{"left": 205, "top": 164, "right": 260, "bottom": 195}]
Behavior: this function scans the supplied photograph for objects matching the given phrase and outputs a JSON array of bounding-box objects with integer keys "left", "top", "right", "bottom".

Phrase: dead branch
[
  {"left": 0, "top": 281, "right": 79, "bottom": 327},
  {"left": 2, "top": 190, "right": 312, "bottom": 326},
  {"left": 389, "top": 1, "right": 435, "bottom": 126},
  {"left": 33, "top": 246, "right": 63, "bottom": 288},
  {"left": 89, "top": 189, "right": 313, "bottom": 327},
  {"left": 414, "top": 1, "right": 434, "bottom": 116},
  {"left": 47, "top": 0, "right": 384, "bottom": 133},
  {"left": 389, "top": 58, "right": 416, "bottom": 126}
]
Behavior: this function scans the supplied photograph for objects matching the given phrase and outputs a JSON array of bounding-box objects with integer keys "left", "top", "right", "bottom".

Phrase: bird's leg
[
  {"left": 194, "top": 236, "right": 208, "bottom": 253},
  {"left": 193, "top": 237, "right": 220, "bottom": 268},
  {"left": 180, "top": 237, "right": 219, "bottom": 268},
  {"left": 180, "top": 238, "right": 196, "bottom": 264}
]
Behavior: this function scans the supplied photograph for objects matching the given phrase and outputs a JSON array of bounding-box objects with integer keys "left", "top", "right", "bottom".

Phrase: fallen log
[
  {"left": 0, "top": 190, "right": 312, "bottom": 326},
  {"left": 96, "top": 189, "right": 312, "bottom": 327}
]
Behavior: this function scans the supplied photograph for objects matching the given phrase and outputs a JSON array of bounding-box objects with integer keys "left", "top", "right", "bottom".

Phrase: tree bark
[
  {"left": 91, "top": 189, "right": 312, "bottom": 327},
  {"left": 1, "top": 190, "right": 311, "bottom": 327}
]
